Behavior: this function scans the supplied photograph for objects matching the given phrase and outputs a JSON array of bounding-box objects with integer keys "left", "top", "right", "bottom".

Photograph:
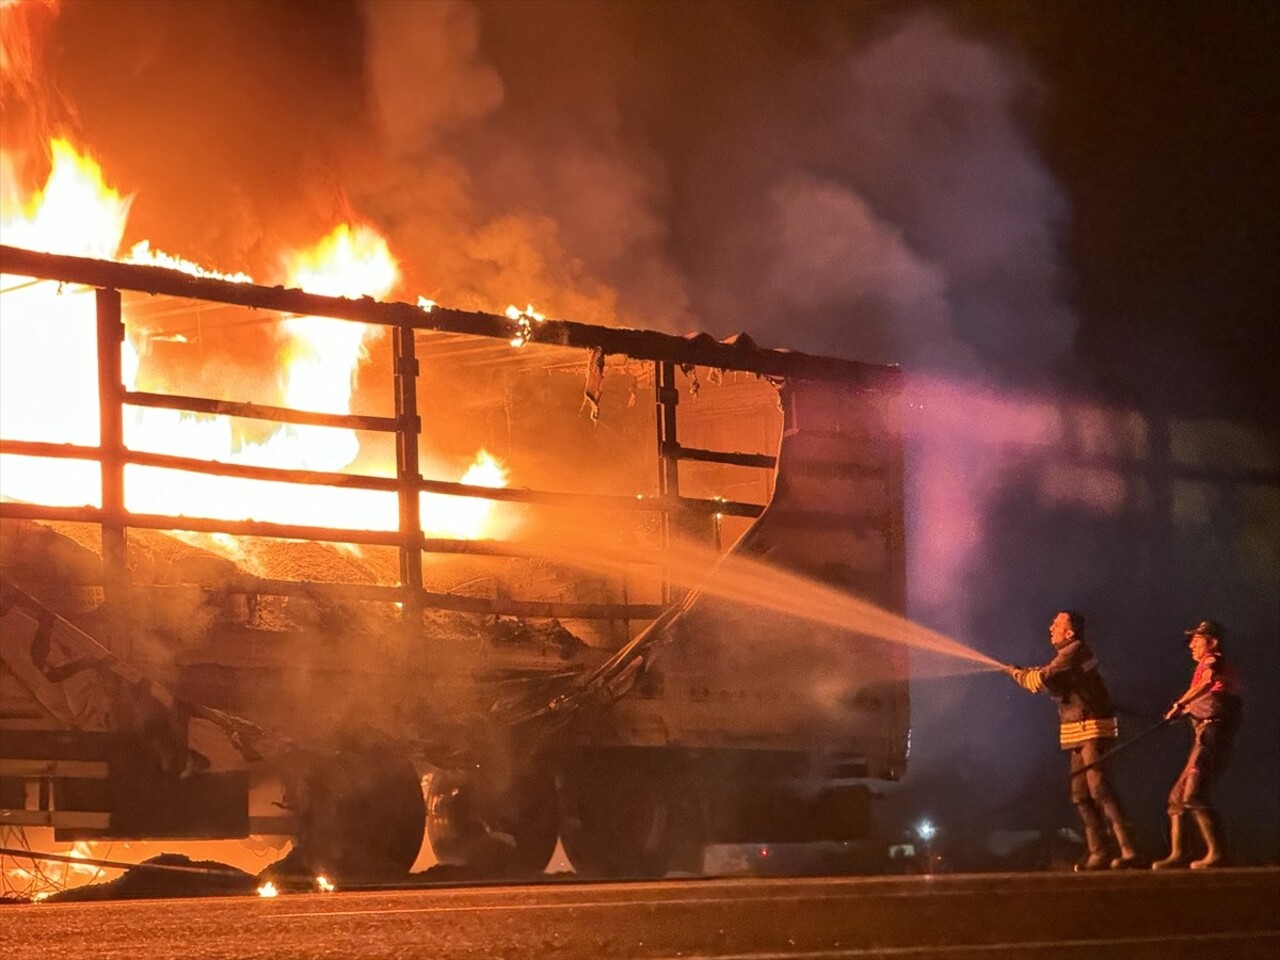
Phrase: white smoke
[{"left": 691, "top": 13, "right": 1073, "bottom": 381}]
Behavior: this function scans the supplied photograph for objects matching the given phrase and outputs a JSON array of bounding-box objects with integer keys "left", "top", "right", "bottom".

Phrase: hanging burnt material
[
  {"left": 680, "top": 363, "right": 700, "bottom": 399},
  {"left": 581, "top": 345, "right": 606, "bottom": 423}
]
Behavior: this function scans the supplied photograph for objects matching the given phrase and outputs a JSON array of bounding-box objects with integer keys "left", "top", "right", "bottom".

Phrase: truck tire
[
  {"left": 285, "top": 744, "right": 426, "bottom": 882},
  {"left": 426, "top": 768, "right": 558, "bottom": 876},
  {"left": 558, "top": 750, "right": 703, "bottom": 879}
]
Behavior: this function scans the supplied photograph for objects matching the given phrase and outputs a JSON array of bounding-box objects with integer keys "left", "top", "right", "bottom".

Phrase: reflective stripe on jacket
[{"left": 1017, "top": 638, "right": 1119, "bottom": 750}]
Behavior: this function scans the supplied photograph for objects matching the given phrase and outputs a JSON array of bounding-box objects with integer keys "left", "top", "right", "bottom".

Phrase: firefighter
[
  {"left": 1006, "top": 610, "right": 1140, "bottom": 870},
  {"left": 1152, "top": 619, "right": 1242, "bottom": 870}
]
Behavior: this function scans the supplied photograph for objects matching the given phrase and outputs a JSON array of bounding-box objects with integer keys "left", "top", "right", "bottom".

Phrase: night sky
[{"left": 4, "top": 1, "right": 1277, "bottom": 858}]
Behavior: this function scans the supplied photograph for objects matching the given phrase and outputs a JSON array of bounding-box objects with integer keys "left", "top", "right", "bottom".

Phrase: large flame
[
  {"left": 0, "top": 138, "right": 512, "bottom": 545},
  {"left": 0, "top": 136, "right": 130, "bottom": 258},
  {"left": 0, "top": 138, "right": 127, "bottom": 503}
]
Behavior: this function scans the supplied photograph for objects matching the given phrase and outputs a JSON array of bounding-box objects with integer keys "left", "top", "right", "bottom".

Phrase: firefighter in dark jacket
[
  {"left": 1153, "top": 619, "right": 1242, "bottom": 869},
  {"left": 1006, "top": 610, "right": 1140, "bottom": 870}
]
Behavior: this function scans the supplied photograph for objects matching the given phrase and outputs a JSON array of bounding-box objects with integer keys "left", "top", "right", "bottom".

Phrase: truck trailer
[{"left": 0, "top": 242, "right": 908, "bottom": 881}]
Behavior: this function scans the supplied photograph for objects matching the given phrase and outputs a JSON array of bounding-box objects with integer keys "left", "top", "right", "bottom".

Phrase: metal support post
[
  {"left": 393, "top": 324, "right": 425, "bottom": 626},
  {"left": 95, "top": 288, "right": 127, "bottom": 596},
  {"left": 655, "top": 361, "right": 680, "bottom": 602}
]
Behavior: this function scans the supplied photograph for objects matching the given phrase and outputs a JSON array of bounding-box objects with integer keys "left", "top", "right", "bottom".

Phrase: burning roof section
[{"left": 0, "top": 243, "right": 899, "bottom": 386}]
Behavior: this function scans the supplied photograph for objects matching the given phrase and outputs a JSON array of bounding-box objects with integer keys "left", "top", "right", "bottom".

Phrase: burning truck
[{"left": 0, "top": 230, "right": 908, "bottom": 881}]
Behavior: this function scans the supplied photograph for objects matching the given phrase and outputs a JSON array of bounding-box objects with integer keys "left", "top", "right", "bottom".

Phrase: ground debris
[{"left": 44, "top": 854, "right": 256, "bottom": 902}]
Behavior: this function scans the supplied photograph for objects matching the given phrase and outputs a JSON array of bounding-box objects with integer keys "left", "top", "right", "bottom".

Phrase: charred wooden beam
[
  {"left": 117, "top": 448, "right": 397, "bottom": 491},
  {"left": 0, "top": 441, "right": 766, "bottom": 516},
  {"left": 122, "top": 389, "right": 399, "bottom": 433},
  {"left": 665, "top": 443, "right": 777, "bottom": 470},
  {"left": 0, "top": 438, "right": 99, "bottom": 461},
  {"left": 414, "top": 593, "right": 663, "bottom": 621},
  {"left": 411, "top": 480, "right": 764, "bottom": 518},
  {"left": 535, "top": 321, "right": 898, "bottom": 385},
  {"left": 0, "top": 760, "right": 109, "bottom": 778},
  {"left": 0, "top": 500, "right": 711, "bottom": 560},
  {"left": 182, "top": 578, "right": 664, "bottom": 620},
  {"left": 0, "top": 501, "right": 404, "bottom": 548},
  {"left": 0, "top": 244, "right": 508, "bottom": 338},
  {"left": 0, "top": 244, "right": 897, "bottom": 385}
]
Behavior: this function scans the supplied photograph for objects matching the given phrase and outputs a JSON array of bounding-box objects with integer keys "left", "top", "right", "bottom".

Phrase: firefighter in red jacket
[
  {"left": 1007, "top": 610, "right": 1140, "bottom": 869},
  {"left": 1153, "top": 619, "right": 1242, "bottom": 869}
]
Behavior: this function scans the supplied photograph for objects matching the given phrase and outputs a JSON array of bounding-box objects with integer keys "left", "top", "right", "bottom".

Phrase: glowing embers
[
  {"left": 506, "top": 303, "right": 545, "bottom": 348},
  {"left": 125, "top": 241, "right": 253, "bottom": 283}
]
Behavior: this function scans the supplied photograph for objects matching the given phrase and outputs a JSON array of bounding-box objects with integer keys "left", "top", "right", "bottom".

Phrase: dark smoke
[{"left": 28, "top": 3, "right": 1071, "bottom": 379}]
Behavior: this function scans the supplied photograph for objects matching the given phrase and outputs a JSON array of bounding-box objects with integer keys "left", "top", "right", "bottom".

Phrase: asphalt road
[{"left": 3, "top": 869, "right": 1278, "bottom": 959}]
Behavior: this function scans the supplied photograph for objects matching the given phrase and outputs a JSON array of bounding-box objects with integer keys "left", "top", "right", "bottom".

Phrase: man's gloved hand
[
  {"left": 1004, "top": 665, "right": 1026, "bottom": 683},
  {"left": 1163, "top": 702, "right": 1184, "bottom": 721}
]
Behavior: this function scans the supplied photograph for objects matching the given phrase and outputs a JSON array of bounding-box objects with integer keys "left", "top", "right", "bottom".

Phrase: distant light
[
  {"left": 257, "top": 881, "right": 280, "bottom": 898},
  {"left": 916, "top": 819, "right": 937, "bottom": 841},
  {"left": 315, "top": 875, "right": 335, "bottom": 893}
]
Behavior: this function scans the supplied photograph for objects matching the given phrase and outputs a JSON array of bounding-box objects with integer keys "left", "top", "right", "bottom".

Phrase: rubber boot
[
  {"left": 1104, "top": 807, "right": 1142, "bottom": 869},
  {"left": 1189, "top": 810, "right": 1225, "bottom": 869},
  {"left": 1151, "top": 814, "right": 1187, "bottom": 870},
  {"left": 1075, "top": 807, "right": 1110, "bottom": 871}
]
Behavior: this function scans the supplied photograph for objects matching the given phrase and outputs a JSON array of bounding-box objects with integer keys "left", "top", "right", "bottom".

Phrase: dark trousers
[
  {"left": 1168, "top": 718, "right": 1237, "bottom": 816},
  {"left": 1068, "top": 738, "right": 1125, "bottom": 841}
]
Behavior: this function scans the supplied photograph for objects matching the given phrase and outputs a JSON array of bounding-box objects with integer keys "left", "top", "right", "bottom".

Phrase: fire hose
[{"left": 954, "top": 678, "right": 1213, "bottom": 832}]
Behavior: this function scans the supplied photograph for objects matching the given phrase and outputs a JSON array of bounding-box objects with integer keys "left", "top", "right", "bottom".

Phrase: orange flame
[
  {"left": 0, "top": 137, "right": 130, "bottom": 257},
  {"left": 0, "top": 138, "right": 513, "bottom": 545},
  {"left": 1, "top": 139, "right": 127, "bottom": 504},
  {"left": 422, "top": 449, "right": 509, "bottom": 539},
  {"left": 2, "top": 840, "right": 110, "bottom": 901}
]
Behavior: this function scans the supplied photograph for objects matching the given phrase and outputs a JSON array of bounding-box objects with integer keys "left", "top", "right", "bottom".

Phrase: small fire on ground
[{"left": 253, "top": 876, "right": 333, "bottom": 898}]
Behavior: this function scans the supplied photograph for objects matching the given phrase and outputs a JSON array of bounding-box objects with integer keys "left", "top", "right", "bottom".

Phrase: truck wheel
[
  {"left": 426, "top": 768, "right": 558, "bottom": 876},
  {"left": 285, "top": 744, "right": 426, "bottom": 882},
  {"left": 558, "top": 751, "right": 703, "bottom": 879}
]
